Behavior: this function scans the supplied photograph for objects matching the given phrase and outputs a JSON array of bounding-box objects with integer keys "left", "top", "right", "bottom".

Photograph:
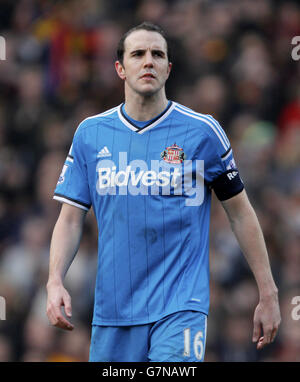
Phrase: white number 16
[{"left": 183, "top": 328, "right": 204, "bottom": 360}]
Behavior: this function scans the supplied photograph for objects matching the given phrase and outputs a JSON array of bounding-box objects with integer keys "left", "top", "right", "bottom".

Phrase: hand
[
  {"left": 46, "top": 281, "right": 74, "bottom": 331},
  {"left": 252, "top": 292, "right": 281, "bottom": 350}
]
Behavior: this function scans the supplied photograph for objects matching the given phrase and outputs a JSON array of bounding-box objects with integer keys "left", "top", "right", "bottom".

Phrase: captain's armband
[{"left": 210, "top": 169, "right": 244, "bottom": 201}]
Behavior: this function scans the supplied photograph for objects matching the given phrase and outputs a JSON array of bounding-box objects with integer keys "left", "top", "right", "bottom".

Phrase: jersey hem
[{"left": 91, "top": 306, "right": 209, "bottom": 326}]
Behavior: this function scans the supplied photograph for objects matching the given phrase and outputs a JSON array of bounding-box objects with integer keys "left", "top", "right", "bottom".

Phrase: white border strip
[
  {"left": 138, "top": 102, "right": 176, "bottom": 134},
  {"left": 175, "top": 103, "right": 230, "bottom": 148},
  {"left": 74, "top": 107, "right": 119, "bottom": 135},
  {"left": 83, "top": 106, "right": 118, "bottom": 122},
  {"left": 117, "top": 102, "right": 176, "bottom": 134},
  {"left": 174, "top": 106, "right": 229, "bottom": 151},
  {"left": 203, "top": 314, "right": 207, "bottom": 360},
  {"left": 117, "top": 105, "right": 139, "bottom": 132},
  {"left": 66, "top": 155, "right": 74, "bottom": 164},
  {"left": 221, "top": 148, "right": 232, "bottom": 161},
  {"left": 53, "top": 195, "right": 90, "bottom": 211}
]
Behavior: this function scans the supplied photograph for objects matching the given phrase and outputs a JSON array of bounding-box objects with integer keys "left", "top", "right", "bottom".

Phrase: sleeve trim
[
  {"left": 221, "top": 147, "right": 232, "bottom": 161},
  {"left": 53, "top": 194, "right": 91, "bottom": 211},
  {"left": 66, "top": 154, "right": 74, "bottom": 163}
]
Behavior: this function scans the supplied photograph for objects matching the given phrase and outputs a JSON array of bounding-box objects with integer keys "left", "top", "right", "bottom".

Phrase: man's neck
[{"left": 123, "top": 91, "right": 169, "bottom": 121}]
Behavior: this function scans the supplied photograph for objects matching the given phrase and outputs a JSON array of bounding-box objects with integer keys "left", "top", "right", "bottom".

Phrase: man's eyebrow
[
  {"left": 129, "top": 48, "right": 166, "bottom": 55},
  {"left": 130, "top": 49, "right": 145, "bottom": 54},
  {"left": 152, "top": 49, "right": 166, "bottom": 56}
]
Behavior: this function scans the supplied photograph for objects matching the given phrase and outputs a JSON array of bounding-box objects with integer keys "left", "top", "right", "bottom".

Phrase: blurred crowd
[{"left": 0, "top": 0, "right": 299, "bottom": 362}]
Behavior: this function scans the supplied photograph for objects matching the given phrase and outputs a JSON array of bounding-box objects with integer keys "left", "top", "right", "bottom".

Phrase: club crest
[{"left": 161, "top": 143, "right": 186, "bottom": 164}]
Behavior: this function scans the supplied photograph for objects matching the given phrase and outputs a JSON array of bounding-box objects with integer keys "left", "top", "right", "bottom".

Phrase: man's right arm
[{"left": 46, "top": 203, "right": 87, "bottom": 331}]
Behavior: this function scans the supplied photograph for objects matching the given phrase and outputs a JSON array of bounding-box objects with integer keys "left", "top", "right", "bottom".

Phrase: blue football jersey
[{"left": 54, "top": 101, "right": 243, "bottom": 325}]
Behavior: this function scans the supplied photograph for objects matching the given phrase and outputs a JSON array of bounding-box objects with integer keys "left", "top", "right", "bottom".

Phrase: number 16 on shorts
[{"left": 183, "top": 328, "right": 205, "bottom": 361}]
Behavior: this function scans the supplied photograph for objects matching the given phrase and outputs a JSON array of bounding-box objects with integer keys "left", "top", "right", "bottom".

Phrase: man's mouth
[{"left": 141, "top": 73, "right": 156, "bottom": 79}]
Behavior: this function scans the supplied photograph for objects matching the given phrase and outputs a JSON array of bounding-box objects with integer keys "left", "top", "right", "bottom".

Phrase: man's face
[{"left": 115, "top": 30, "right": 172, "bottom": 97}]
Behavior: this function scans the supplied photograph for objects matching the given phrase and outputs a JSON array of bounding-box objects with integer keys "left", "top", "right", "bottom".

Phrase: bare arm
[
  {"left": 221, "top": 189, "right": 281, "bottom": 349},
  {"left": 46, "top": 203, "right": 87, "bottom": 331}
]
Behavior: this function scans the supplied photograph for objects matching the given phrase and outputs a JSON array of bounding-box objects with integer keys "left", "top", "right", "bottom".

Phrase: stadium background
[{"left": 0, "top": 0, "right": 299, "bottom": 362}]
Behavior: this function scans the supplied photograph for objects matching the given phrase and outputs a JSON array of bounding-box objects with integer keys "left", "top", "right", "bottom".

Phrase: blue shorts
[{"left": 89, "top": 310, "right": 207, "bottom": 362}]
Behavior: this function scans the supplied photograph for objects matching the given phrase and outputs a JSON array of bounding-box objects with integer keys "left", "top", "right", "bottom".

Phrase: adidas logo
[{"left": 97, "top": 146, "right": 111, "bottom": 158}]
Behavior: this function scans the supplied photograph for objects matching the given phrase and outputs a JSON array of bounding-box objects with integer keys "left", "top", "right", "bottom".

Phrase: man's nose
[{"left": 143, "top": 51, "right": 154, "bottom": 67}]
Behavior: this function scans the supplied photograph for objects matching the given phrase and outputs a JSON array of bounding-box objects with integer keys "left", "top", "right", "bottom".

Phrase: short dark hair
[{"left": 117, "top": 21, "right": 171, "bottom": 64}]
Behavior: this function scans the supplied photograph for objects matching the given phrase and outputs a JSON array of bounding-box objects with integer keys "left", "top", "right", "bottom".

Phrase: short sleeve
[
  {"left": 53, "top": 124, "right": 92, "bottom": 210},
  {"left": 201, "top": 116, "right": 244, "bottom": 201}
]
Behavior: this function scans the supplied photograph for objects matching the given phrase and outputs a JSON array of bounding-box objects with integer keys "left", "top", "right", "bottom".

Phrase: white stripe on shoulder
[
  {"left": 174, "top": 105, "right": 229, "bottom": 151},
  {"left": 100, "top": 106, "right": 120, "bottom": 116},
  {"left": 82, "top": 106, "right": 118, "bottom": 123},
  {"left": 175, "top": 103, "right": 230, "bottom": 147},
  {"left": 74, "top": 106, "right": 119, "bottom": 135}
]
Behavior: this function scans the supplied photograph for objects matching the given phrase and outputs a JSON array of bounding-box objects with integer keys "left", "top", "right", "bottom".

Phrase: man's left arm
[{"left": 221, "top": 189, "right": 281, "bottom": 350}]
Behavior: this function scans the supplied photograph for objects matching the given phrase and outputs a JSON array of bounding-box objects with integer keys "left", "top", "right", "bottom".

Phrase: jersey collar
[{"left": 117, "top": 101, "right": 175, "bottom": 134}]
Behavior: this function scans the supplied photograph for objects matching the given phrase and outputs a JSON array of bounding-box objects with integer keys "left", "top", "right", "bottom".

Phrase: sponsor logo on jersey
[
  {"left": 227, "top": 170, "right": 238, "bottom": 180},
  {"left": 226, "top": 158, "right": 236, "bottom": 170},
  {"left": 97, "top": 146, "right": 112, "bottom": 158},
  {"left": 96, "top": 152, "right": 204, "bottom": 206},
  {"left": 161, "top": 143, "right": 186, "bottom": 164},
  {"left": 58, "top": 164, "right": 69, "bottom": 184}
]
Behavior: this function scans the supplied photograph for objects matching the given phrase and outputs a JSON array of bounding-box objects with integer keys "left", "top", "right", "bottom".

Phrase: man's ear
[
  {"left": 167, "top": 62, "right": 172, "bottom": 78},
  {"left": 115, "top": 61, "right": 126, "bottom": 80}
]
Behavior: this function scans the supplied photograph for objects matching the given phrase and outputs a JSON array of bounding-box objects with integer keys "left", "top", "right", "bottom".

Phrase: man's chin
[
  {"left": 136, "top": 85, "right": 161, "bottom": 97},
  {"left": 126, "top": 81, "right": 164, "bottom": 97}
]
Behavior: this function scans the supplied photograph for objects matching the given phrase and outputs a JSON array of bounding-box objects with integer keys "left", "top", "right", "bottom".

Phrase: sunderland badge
[{"left": 161, "top": 143, "right": 186, "bottom": 164}]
